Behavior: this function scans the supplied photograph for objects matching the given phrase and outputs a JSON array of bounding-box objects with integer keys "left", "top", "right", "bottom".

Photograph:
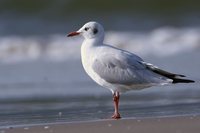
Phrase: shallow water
[{"left": 0, "top": 96, "right": 200, "bottom": 128}]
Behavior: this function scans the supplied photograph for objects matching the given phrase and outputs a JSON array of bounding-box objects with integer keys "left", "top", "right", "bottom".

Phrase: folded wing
[{"left": 92, "top": 52, "right": 171, "bottom": 86}]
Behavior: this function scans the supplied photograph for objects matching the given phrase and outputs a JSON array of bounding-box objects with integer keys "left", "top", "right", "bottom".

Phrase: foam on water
[
  {"left": 0, "top": 27, "right": 199, "bottom": 63},
  {"left": 105, "top": 27, "right": 200, "bottom": 57}
]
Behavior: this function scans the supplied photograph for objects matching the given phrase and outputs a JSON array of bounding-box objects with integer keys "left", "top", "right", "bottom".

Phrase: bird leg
[{"left": 112, "top": 91, "right": 121, "bottom": 119}]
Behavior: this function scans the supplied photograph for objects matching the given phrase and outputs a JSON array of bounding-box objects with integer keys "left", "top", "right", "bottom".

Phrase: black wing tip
[
  {"left": 144, "top": 62, "right": 194, "bottom": 84},
  {"left": 172, "top": 78, "right": 195, "bottom": 84},
  {"left": 178, "top": 74, "right": 186, "bottom": 77}
]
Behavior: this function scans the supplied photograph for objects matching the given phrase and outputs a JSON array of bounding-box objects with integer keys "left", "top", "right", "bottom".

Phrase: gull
[{"left": 67, "top": 21, "right": 194, "bottom": 119}]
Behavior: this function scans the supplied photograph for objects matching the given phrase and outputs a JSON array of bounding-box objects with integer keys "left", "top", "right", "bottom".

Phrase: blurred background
[{"left": 0, "top": 0, "right": 200, "bottom": 128}]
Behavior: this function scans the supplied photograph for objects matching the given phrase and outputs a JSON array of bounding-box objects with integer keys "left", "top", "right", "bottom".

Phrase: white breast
[{"left": 81, "top": 42, "right": 115, "bottom": 92}]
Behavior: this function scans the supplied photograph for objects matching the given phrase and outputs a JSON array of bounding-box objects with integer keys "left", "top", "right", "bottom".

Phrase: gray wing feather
[{"left": 92, "top": 54, "right": 146, "bottom": 85}]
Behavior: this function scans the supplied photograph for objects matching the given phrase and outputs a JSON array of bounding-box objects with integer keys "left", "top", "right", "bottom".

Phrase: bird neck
[{"left": 84, "top": 37, "right": 104, "bottom": 47}]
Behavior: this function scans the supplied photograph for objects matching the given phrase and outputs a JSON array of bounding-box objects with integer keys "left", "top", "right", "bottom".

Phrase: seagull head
[{"left": 67, "top": 21, "right": 104, "bottom": 41}]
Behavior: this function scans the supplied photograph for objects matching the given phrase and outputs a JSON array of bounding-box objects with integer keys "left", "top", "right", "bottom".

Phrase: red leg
[{"left": 112, "top": 91, "right": 121, "bottom": 119}]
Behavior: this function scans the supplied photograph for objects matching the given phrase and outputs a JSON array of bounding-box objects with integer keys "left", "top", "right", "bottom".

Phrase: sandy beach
[{"left": 2, "top": 115, "right": 200, "bottom": 133}]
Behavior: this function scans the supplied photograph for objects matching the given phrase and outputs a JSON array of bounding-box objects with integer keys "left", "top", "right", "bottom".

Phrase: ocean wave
[
  {"left": 105, "top": 27, "right": 200, "bottom": 57},
  {"left": 0, "top": 27, "right": 199, "bottom": 63}
]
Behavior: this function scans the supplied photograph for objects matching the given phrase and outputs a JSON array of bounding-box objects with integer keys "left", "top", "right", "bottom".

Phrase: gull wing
[{"left": 92, "top": 52, "right": 157, "bottom": 85}]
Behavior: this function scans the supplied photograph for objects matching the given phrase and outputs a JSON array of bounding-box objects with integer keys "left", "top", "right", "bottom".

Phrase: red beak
[{"left": 67, "top": 31, "right": 80, "bottom": 37}]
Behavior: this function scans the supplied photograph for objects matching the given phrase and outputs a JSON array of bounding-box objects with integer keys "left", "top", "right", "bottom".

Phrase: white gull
[{"left": 67, "top": 21, "right": 194, "bottom": 119}]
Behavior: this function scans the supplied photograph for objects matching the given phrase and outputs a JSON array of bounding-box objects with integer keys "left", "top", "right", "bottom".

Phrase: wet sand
[{"left": 3, "top": 115, "right": 200, "bottom": 133}]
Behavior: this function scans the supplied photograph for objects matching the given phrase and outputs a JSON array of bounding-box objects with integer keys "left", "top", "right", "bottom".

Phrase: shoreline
[{"left": 3, "top": 115, "right": 200, "bottom": 133}]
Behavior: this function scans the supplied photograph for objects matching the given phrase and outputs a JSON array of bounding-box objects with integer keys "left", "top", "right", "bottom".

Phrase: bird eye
[
  {"left": 93, "top": 28, "right": 98, "bottom": 34},
  {"left": 84, "top": 27, "right": 89, "bottom": 31}
]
